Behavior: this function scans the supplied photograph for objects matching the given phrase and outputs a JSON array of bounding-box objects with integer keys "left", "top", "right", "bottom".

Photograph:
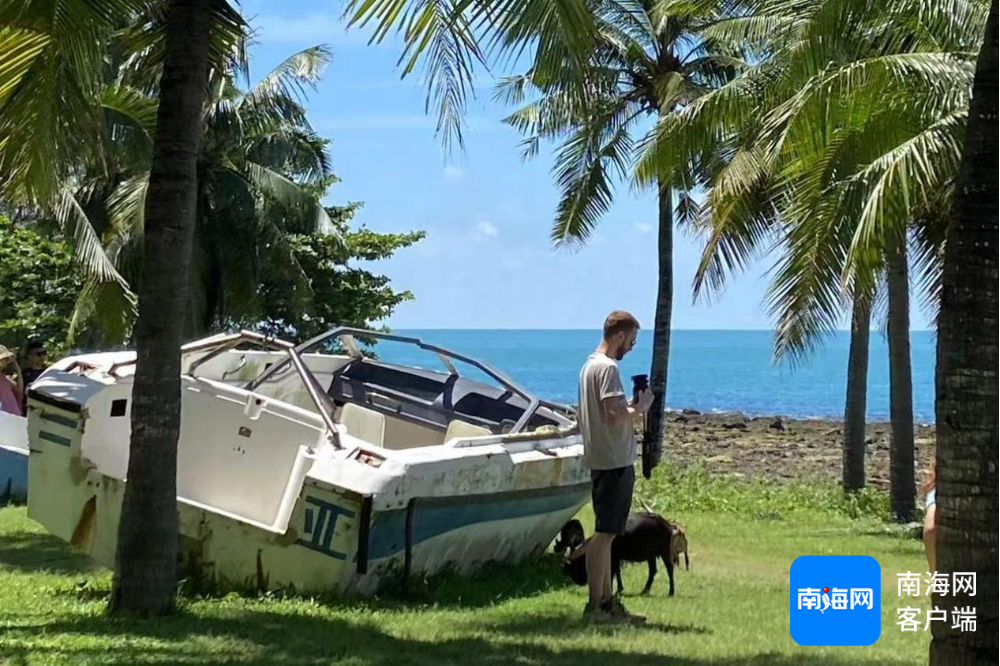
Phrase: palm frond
[
  {"left": 910, "top": 212, "right": 946, "bottom": 328},
  {"left": 246, "top": 128, "right": 332, "bottom": 184},
  {"left": 242, "top": 162, "right": 341, "bottom": 239},
  {"left": 105, "top": 174, "right": 148, "bottom": 259},
  {"left": 766, "top": 187, "right": 856, "bottom": 363},
  {"left": 55, "top": 188, "right": 128, "bottom": 285},
  {"left": 68, "top": 275, "right": 137, "bottom": 344},
  {"left": 347, "top": 0, "right": 486, "bottom": 152},
  {"left": 844, "top": 108, "right": 966, "bottom": 277},
  {"left": 0, "top": 17, "right": 106, "bottom": 203},
  {"left": 241, "top": 45, "right": 331, "bottom": 129},
  {"left": 0, "top": 26, "right": 50, "bottom": 105},
  {"left": 550, "top": 102, "right": 642, "bottom": 246},
  {"left": 100, "top": 84, "right": 157, "bottom": 139}
]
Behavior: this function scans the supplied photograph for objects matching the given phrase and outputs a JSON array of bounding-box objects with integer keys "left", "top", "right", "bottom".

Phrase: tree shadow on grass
[
  {"left": 383, "top": 553, "right": 572, "bottom": 608},
  {"left": 0, "top": 531, "right": 95, "bottom": 575},
  {"left": 2, "top": 609, "right": 921, "bottom": 666},
  {"left": 481, "top": 610, "right": 712, "bottom": 637},
  {"left": 179, "top": 553, "right": 578, "bottom": 614}
]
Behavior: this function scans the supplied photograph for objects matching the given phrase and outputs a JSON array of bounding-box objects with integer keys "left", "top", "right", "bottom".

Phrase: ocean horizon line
[
  {"left": 391, "top": 327, "right": 937, "bottom": 333},
  {"left": 371, "top": 328, "right": 936, "bottom": 422}
]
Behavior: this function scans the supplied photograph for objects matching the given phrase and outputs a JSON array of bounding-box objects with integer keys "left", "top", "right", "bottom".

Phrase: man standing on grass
[{"left": 578, "top": 310, "right": 653, "bottom": 624}]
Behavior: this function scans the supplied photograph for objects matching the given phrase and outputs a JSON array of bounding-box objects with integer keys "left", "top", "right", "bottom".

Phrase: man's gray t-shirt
[{"left": 578, "top": 353, "right": 636, "bottom": 470}]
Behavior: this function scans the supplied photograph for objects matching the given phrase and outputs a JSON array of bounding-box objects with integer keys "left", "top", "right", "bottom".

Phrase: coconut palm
[
  {"left": 0, "top": 0, "right": 141, "bottom": 309},
  {"left": 931, "top": 1, "right": 997, "bottom": 663},
  {"left": 638, "top": 0, "right": 988, "bottom": 515},
  {"left": 841, "top": 289, "right": 871, "bottom": 491},
  {"left": 1, "top": 0, "right": 248, "bottom": 613},
  {"left": 495, "top": 0, "right": 745, "bottom": 469},
  {"left": 73, "top": 43, "right": 336, "bottom": 343}
]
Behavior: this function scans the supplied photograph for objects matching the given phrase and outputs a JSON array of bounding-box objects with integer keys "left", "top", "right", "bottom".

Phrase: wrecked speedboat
[
  {"left": 0, "top": 410, "right": 28, "bottom": 503},
  {"left": 26, "top": 328, "right": 588, "bottom": 594}
]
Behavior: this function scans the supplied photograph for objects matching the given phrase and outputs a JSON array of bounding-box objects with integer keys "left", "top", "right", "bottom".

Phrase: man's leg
[
  {"left": 604, "top": 541, "right": 614, "bottom": 601},
  {"left": 587, "top": 532, "right": 614, "bottom": 607}
]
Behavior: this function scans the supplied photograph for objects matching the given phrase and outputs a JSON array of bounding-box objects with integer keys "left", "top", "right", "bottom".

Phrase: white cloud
[
  {"left": 475, "top": 221, "right": 499, "bottom": 239},
  {"left": 443, "top": 165, "right": 466, "bottom": 180},
  {"left": 635, "top": 222, "right": 654, "bottom": 234}
]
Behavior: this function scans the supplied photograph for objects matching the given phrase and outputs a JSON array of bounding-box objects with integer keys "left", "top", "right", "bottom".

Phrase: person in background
[
  {"left": 0, "top": 345, "right": 24, "bottom": 416},
  {"left": 20, "top": 340, "right": 48, "bottom": 385},
  {"left": 577, "top": 310, "right": 654, "bottom": 624},
  {"left": 922, "top": 466, "right": 936, "bottom": 571}
]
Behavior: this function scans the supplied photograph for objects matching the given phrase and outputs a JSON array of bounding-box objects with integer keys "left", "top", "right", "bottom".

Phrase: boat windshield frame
[{"left": 244, "top": 327, "right": 573, "bottom": 435}]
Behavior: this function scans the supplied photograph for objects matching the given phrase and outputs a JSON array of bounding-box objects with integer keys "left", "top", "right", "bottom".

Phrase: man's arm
[
  {"left": 602, "top": 390, "right": 653, "bottom": 425},
  {"left": 595, "top": 362, "right": 653, "bottom": 425}
]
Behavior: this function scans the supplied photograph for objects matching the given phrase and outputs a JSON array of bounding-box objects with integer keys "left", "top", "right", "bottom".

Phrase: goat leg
[
  {"left": 642, "top": 558, "right": 657, "bottom": 595},
  {"left": 662, "top": 554, "right": 675, "bottom": 597}
]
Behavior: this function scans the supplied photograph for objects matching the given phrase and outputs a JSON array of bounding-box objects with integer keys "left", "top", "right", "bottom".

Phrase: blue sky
[{"left": 239, "top": 0, "right": 933, "bottom": 331}]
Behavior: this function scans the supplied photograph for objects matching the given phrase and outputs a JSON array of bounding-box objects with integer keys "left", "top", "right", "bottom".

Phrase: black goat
[
  {"left": 553, "top": 519, "right": 585, "bottom": 555},
  {"left": 563, "top": 512, "right": 688, "bottom": 596}
]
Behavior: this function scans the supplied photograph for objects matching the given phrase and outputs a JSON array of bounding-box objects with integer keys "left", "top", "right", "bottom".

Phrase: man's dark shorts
[{"left": 591, "top": 464, "right": 635, "bottom": 535}]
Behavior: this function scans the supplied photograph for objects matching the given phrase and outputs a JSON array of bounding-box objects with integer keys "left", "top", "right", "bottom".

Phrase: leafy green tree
[
  {"left": 234, "top": 205, "right": 424, "bottom": 341},
  {"left": 0, "top": 216, "right": 80, "bottom": 354}
]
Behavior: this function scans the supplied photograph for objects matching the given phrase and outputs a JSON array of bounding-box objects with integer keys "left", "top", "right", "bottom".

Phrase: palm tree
[
  {"left": 109, "top": 0, "right": 247, "bottom": 616},
  {"left": 638, "top": 0, "right": 987, "bottom": 512},
  {"left": 0, "top": 0, "right": 137, "bottom": 308},
  {"left": 842, "top": 288, "right": 871, "bottom": 491},
  {"left": 2, "top": 0, "right": 245, "bottom": 614},
  {"left": 73, "top": 44, "right": 336, "bottom": 343},
  {"left": 931, "top": 0, "right": 997, "bottom": 662},
  {"left": 884, "top": 235, "right": 915, "bottom": 517},
  {"left": 496, "top": 0, "right": 744, "bottom": 473}
]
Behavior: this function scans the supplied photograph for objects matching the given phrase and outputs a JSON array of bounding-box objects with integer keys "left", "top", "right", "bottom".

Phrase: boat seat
[
  {"left": 340, "top": 403, "right": 386, "bottom": 447},
  {"left": 444, "top": 419, "right": 492, "bottom": 442}
]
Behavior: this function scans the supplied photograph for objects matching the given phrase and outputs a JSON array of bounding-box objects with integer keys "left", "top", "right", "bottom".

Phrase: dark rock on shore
[{"left": 642, "top": 410, "right": 936, "bottom": 486}]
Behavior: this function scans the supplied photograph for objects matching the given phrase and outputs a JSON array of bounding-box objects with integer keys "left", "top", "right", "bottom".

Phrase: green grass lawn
[{"left": 1, "top": 475, "right": 934, "bottom": 666}]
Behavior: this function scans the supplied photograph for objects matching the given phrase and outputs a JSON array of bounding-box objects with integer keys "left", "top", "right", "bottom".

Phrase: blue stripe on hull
[
  {"left": 0, "top": 446, "right": 28, "bottom": 502},
  {"left": 366, "top": 483, "right": 589, "bottom": 561}
]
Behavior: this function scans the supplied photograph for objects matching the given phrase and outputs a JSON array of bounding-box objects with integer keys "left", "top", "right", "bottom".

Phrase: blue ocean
[{"left": 372, "top": 330, "right": 936, "bottom": 422}]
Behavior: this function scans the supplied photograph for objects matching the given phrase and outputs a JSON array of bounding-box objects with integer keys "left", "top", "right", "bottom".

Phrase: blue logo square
[{"left": 790, "top": 555, "right": 881, "bottom": 646}]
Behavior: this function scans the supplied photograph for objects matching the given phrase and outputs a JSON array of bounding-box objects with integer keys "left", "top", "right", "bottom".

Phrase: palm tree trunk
[
  {"left": 643, "top": 179, "right": 673, "bottom": 478},
  {"left": 109, "top": 0, "right": 211, "bottom": 615},
  {"left": 931, "top": 2, "right": 998, "bottom": 662},
  {"left": 842, "top": 291, "right": 871, "bottom": 492},
  {"left": 886, "top": 238, "right": 915, "bottom": 522}
]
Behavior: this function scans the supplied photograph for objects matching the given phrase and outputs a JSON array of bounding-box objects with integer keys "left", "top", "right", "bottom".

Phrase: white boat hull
[{"left": 25, "top": 331, "right": 590, "bottom": 595}]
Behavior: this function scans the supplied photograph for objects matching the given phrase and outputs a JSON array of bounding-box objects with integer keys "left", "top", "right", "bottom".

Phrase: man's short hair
[
  {"left": 26, "top": 339, "right": 45, "bottom": 353},
  {"left": 603, "top": 310, "right": 640, "bottom": 339}
]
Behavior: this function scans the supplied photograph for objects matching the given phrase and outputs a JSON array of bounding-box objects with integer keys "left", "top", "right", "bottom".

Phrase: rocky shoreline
[{"left": 651, "top": 410, "right": 936, "bottom": 487}]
